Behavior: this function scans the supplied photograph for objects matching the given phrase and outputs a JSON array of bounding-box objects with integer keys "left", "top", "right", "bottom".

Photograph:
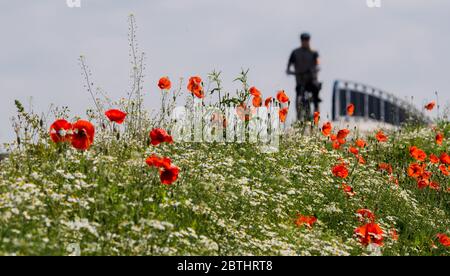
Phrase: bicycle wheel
[
  {"left": 296, "top": 93, "right": 303, "bottom": 122},
  {"left": 302, "top": 93, "right": 312, "bottom": 121},
  {"left": 296, "top": 87, "right": 311, "bottom": 122}
]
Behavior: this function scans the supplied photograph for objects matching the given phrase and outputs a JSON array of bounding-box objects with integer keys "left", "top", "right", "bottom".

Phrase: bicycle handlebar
[{"left": 286, "top": 70, "right": 296, "bottom": 76}]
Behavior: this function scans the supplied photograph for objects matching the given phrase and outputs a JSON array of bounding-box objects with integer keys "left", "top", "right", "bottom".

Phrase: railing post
[
  {"left": 345, "top": 83, "right": 351, "bottom": 121},
  {"left": 332, "top": 81, "right": 339, "bottom": 121}
]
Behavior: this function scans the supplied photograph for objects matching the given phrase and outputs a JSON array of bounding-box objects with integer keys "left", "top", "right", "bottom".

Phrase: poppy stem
[{"left": 79, "top": 56, "right": 103, "bottom": 118}]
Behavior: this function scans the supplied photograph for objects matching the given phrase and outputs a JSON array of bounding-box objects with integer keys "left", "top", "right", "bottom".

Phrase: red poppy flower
[
  {"left": 322, "top": 122, "right": 332, "bottom": 137},
  {"left": 276, "top": 90, "right": 289, "bottom": 103},
  {"left": 378, "top": 163, "right": 393, "bottom": 175},
  {"left": 355, "top": 222, "right": 384, "bottom": 246},
  {"left": 417, "top": 178, "right": 429, "bottom": 189},
  {"left": 347, "top": 103, "right": 355, "bottom": 116},
  {"left": 71, "top": 120, "right": 95, "bottom": 150},
  {"left": 439, "top": 165, "right": 449, "bottom": 176},
  {"left": 187, "top": 76, "right": 204, "bottom": 98},
  {"left": 295, "top": 215, "right": 317, "bottom": 229},
  {"left": 149, "top": 128, "right": 173, "bottom": 146},
  {"left": 341, "top": 183, "right": 356, "bottom": 197},
  {"left": 355, "top": 139, "right": 367, "bottom": 148},
  {"left": 429, "top": 181, "right": 440, "bottom": 190},
  {"left": 158, "top": 77, "right": 172, "bottom": 90},
  {"left": 146, "top": 154, "right": 172, "bottom": 169},
  {"left": 49, "top": 119, "right": 73, "bottom": 143},
  {"left": 264, "top": 97, "right": 272, "bottom": 107},
  {"left": 313, "top": 112, "right": 320, "bottom": 126},
  {"left": 436, "top": 234, "right": 450, "bottom": 247},
  {"left": 440, "top": 153, "right": 450, "bottom": 165},
  {"left": 252, "top": 96, "right": 262, "bottom": 107},
  {"left": 409, "top": 146, "right": 419, "bottom": 155},
  {"left": 408, "top": 163, "right": 425, "bottom": 178},
  {"left": 349, "top": 147, "right": 359, "bottom": 156},
  {"left": 436, "top": 133, "right": 444, "bottom": 145},
  {"left": 249, "top": 86, "right": 261, "bottom": 98},
  {"left": 337, "top": 129, "right": 350, "bottom": 141},
  {"left": 375, "top": 130, "right": 388, "bottom": 142},
  {"left": 425, "top": 101, "right": 436, "bottom": 111},
  {"left": 358, "top": 155, "right": 366, "bottom": 165},
  {"left": 430, "top": 154, "right": 440, "bottom": 164},
  {"left": 332, "top": 141, "right": 341, "bottom": 150},
  {"left": 332, "top": 163, "right": 349, "bottom": 179},
  {"left": 105, "top": 109, "right": 127, "bottom": 124},
  {"left": 159, "top": 165, "right": 180, "bottom": 185},
  {"left": 422, "top": 170, "right": 432, "bottom": 180},
  {"left": 356, "top": 209, "right": 376, "bottom": 223},
  {"left": 279, "top": 107, "right": 288, "bottom": 123},
  {"left": 409, "top": 146, "right": 427, "bottom": 162}
]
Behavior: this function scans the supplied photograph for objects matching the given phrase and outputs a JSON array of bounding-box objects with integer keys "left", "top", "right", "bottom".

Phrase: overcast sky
[{"left": 1, "top": 0, "right": 449, "bottom": 146}]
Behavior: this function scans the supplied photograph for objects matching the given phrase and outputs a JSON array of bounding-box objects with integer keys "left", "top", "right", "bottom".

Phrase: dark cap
[{"left": 300, "top": 33, "right": 311, "bottom": 40}]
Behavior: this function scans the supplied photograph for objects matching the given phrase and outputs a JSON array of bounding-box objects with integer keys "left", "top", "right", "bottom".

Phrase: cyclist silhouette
[{"left": 287, "top": 33, "right": 322, "bottom": 121}]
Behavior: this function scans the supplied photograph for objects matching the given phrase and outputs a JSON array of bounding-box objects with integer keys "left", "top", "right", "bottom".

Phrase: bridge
[{"left": 332, "top": 80, "right": 430, "bottom": 126}]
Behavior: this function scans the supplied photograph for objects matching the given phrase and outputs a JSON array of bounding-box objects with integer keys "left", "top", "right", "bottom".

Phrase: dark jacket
[{"left": 288, "top": 47, "right": 319, "bottom": 84}]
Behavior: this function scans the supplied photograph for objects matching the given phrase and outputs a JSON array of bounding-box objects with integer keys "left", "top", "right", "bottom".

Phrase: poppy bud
[
  {"left": 17, "top": 137, "right": 21, "bottom": 145},
  {"left": 116, "top": 132, "right": 120, "bottom": 140}
]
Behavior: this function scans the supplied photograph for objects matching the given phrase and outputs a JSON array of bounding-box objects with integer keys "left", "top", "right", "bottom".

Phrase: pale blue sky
[{"left": 1, "top": 0, "right": 449, "bottom": 145}]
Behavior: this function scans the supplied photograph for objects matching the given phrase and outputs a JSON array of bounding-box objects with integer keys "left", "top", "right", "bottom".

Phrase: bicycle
[{"left": 287, "top": 70, "right": 313, "bottom": 122}]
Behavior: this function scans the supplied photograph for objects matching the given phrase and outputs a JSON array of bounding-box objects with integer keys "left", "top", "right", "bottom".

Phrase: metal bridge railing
[{"left": 332, "top": 80, "right": 430, "bottom": 126}]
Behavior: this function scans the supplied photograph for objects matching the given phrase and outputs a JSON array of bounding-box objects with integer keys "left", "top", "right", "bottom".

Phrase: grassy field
[{"left": 0, "top": 104, "right": 449, "bottom": 255}]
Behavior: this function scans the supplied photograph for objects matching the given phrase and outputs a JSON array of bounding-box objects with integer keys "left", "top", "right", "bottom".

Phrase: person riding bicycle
[{"left": 286, "top": 33, "right": 322, "bottom": 121}]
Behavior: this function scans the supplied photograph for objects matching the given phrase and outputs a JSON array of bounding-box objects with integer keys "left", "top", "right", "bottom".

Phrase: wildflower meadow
[{"left": 0, "top": 15, "right": 449, "bottom": 256}]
